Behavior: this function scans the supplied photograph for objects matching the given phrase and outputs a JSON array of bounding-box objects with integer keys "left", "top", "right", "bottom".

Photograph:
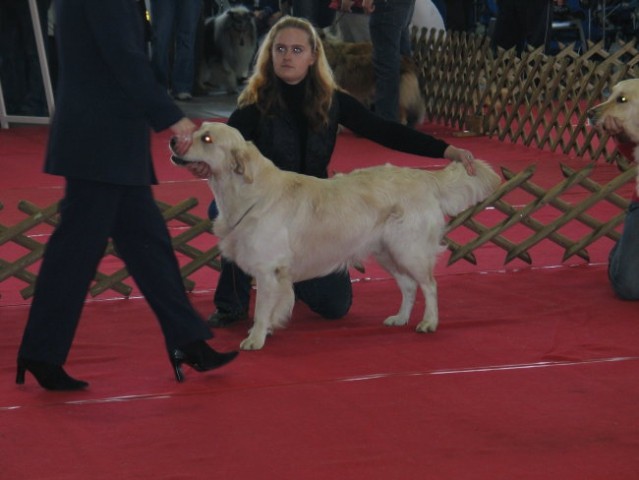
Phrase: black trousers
[{"left": 18, "top": 178, "right": 212, "bottom": 365}]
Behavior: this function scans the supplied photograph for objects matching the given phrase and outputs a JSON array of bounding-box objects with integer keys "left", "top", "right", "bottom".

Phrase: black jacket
[
  {"left": 45, "top": 0, "right": 184, "bottom": 185},
  {"left": 227, "top": 88, "right": 449, "bottom": 179}
]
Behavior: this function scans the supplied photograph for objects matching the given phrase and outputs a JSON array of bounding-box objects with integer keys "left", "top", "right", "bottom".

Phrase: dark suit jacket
[{"left": 46, "top": 0, "right": 184, "bottom": 185}]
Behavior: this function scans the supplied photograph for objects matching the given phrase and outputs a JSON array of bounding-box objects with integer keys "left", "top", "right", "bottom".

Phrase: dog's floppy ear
[{"left": 231, "top": 147, "right": 254, "bottom": 184}]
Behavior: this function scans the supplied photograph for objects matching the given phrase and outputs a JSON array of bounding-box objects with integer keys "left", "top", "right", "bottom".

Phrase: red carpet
[{"left": 1, "top": 122, "right": 638, "bottom": 479}]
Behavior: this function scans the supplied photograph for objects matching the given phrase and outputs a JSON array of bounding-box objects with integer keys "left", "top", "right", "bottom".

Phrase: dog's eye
[
  {"left": 202, "top": 134, "right": 213, "bottom": 144},
  {"left": 617, "top": 96, "right": 627, "bottom": 104}
]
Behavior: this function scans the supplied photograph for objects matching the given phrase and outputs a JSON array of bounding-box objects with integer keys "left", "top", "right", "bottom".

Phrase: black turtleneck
[
  {"left": 226, "top": 82, "right": 450, "bottom": 174},
  {"left": 279, "top": 78, "right": 309, "bottom": 172}
]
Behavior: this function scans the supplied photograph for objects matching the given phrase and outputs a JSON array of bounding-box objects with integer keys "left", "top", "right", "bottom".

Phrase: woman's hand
[{"left": 444, "top": 145, "right": 476, "bottom": 175}]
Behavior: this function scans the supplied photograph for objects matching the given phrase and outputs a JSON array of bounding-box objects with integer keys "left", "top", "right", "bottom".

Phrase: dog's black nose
[
  {"left": 586, "top": 109, "right": 599, "bottom": 125},
  {"left": 170, "top": 137, "right": 178, "bottom": 148}
]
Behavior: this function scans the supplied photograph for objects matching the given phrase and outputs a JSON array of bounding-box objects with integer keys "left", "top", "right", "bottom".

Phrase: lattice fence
[
  {"left": 411, "top": 28, "right": 637, "bottom": 264},
  {"left": 0, "top": 198, "right": 220, "bottom": 300},
  {"left": 413, "top": 28, "right": 639, "bottom": 165},
  {"left": 1, "top": 32, "right": 638, "bottom": 302}
]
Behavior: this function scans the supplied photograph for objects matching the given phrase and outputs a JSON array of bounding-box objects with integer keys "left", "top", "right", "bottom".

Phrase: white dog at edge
[{"left": 171, "top": 122, "right": 501, "bottom": 350}]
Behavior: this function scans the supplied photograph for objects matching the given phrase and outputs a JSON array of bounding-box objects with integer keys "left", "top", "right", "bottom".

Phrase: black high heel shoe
[
  {"left": 169, "top": 340, "right": 238, "bottom": 382},
  {"left": 16, "top": 358, "right": 89, "bottom": 391}
]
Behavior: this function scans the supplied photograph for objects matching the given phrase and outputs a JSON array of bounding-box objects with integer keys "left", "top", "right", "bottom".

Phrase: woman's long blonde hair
[{"left": 237, "top": 16, "right": 338, "bottom": 130}]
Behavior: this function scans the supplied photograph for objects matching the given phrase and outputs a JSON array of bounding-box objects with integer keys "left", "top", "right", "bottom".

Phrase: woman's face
[{"left": 271, "top": 27, "right": 316, "bottom": 85}]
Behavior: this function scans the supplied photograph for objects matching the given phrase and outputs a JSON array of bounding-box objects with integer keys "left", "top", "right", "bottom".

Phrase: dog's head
[
  {"left": 225, "top": 6, "right": 255, "bottom": 33},
  {"left": 170, "top": 122, "right": 250, "bottom": 179},
  {"left": 588, "top": 79, "right": 639, "bottom": 143}
]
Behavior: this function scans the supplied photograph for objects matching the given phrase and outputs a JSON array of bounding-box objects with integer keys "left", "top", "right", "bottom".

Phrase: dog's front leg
[
  {"left": 240, "top": 268, "right": 295, "bottom": 350},
  {"left": 383, "top": 272, "right": 417, "bottom": 327},
  {"left": 240, "top": 282, "right": 273, "bottom": 350},
  {"left": 221, "top": 59, "right": 239, "bottom": 93}
]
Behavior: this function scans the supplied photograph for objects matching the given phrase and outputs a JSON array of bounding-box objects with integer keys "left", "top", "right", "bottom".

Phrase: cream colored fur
[
  {"left": 171, "top": 122, "right": 501, "bottom": 350},
  {"left": 589, "top": 79, "right": 639, "bottom": 196}
]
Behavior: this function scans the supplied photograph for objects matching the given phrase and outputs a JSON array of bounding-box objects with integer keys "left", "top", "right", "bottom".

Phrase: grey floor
[{"left": 175, "top": 89, "right": 238, "bottom": 120}]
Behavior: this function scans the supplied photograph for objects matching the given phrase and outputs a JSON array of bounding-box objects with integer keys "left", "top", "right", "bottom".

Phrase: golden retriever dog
[
  {"left": 320, "top": 34, "right": 426, "bottom": 128},
  {"left": 589, "top": 79, "right": 639, "bottom": 154},
  {"left": 171, "top": 122, "right": 500, "bottom": 350},
  {"left": 589, "top": 79, "right": 639, "bottom": 194}
]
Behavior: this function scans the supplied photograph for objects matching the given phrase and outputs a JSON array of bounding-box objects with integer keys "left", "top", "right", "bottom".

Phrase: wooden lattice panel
[
  {"left": 445, "top": 163, "right": 634, "bottom": 266},
  {"left": 412, "top": 29, "right": 639, "bottom": 166},
  {"left": 0, "top": 198, "right": 220, "bottom": 300},
  {"left": 1, "top": 157, "right": 635, "bottom": 301}
]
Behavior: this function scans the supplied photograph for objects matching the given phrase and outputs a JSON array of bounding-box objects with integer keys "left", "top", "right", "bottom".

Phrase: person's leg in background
[
  {"left": 294, "top": 271, "right": 353, "bottom": 319},
  {"left": 369, "top": 0, "right": 416, "bottom": 122},
  {"left": 523, "top": 0, "right": 553, "bottom": 52},
  {"left": 608, "top": 202, "right": 639, "bottom": 300},
  {"left": 399, "top": 0, "right": 416, "bottom": 55},
  {"left": 492, "top": 0, "right": 521, "bottom": 51},
  {"left": 150, "top": 0, "right": 176, "bottom": 91},
  {"left": 445, "top": 0, "right": 476, "bottom": 32},
  {"left": 431, "top": 0, "right": 447, "bottom": 28},
  {"left": 292, "top": 0, "right": 318, "bottom": 23},
  {"left": 210, "top": 260, "right": 253, "bottom": 326},
  {"left": 170, "top": 0, "right": 202, "bottom": 98}
]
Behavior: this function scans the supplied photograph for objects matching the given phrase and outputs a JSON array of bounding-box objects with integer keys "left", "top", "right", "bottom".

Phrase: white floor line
[
  {"left": 339, "top": 356, "right": 639, "bottom": 382},
  {"left": 3, "top": 356, "right": 637, "bottom": 412}
]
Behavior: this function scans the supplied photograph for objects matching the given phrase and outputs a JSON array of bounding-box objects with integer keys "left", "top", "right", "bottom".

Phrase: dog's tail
[{"left": 436, "top": 159, "right": 501, "bottom": 217}]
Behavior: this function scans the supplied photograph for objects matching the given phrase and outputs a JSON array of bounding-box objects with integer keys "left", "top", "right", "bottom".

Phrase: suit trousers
[{"left": 18, "top": 178, "right": 212, "bottom": 365}]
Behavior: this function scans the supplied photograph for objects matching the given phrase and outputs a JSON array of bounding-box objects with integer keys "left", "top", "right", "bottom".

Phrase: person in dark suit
[{"left": 15, "top": 0, "right": 238, "bottom": 391}]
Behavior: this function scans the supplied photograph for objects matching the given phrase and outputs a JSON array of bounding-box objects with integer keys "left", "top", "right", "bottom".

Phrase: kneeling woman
[{"left": 188, "top": 15, "right": 476, "bottom": 327}]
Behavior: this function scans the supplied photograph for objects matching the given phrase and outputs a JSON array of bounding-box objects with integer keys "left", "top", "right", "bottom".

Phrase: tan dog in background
[
  {"left": 171, "top": 122, "right": 500, "bottom": 350},
  {"left": 321, "top": 34, "right": 426, "bottom": 128}
]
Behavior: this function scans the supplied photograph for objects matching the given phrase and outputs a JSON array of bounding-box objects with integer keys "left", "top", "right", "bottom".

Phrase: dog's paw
[
  {"left": 383, "top": 314, "right": 409, "bottom": 327},
  {"left": 415, "top": 319, "right": 438, "bottom": 333},
  {"left": 240, "top": 334, "right": 266, "bottom": 350}
]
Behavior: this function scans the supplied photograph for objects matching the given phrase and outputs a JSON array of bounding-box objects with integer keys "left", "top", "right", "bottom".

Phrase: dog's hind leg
[
  {"left": 399, "top": 252, "right": 439, "bottom": 333},
  {"left": 240, "top": 268, "right": 294, "bottom": 350},
  {"left": 222, "top": 59, "right": 239, "bottom": 93},
  {"left": 379, "top": 242, "right": 441, "bottom": 333}
]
